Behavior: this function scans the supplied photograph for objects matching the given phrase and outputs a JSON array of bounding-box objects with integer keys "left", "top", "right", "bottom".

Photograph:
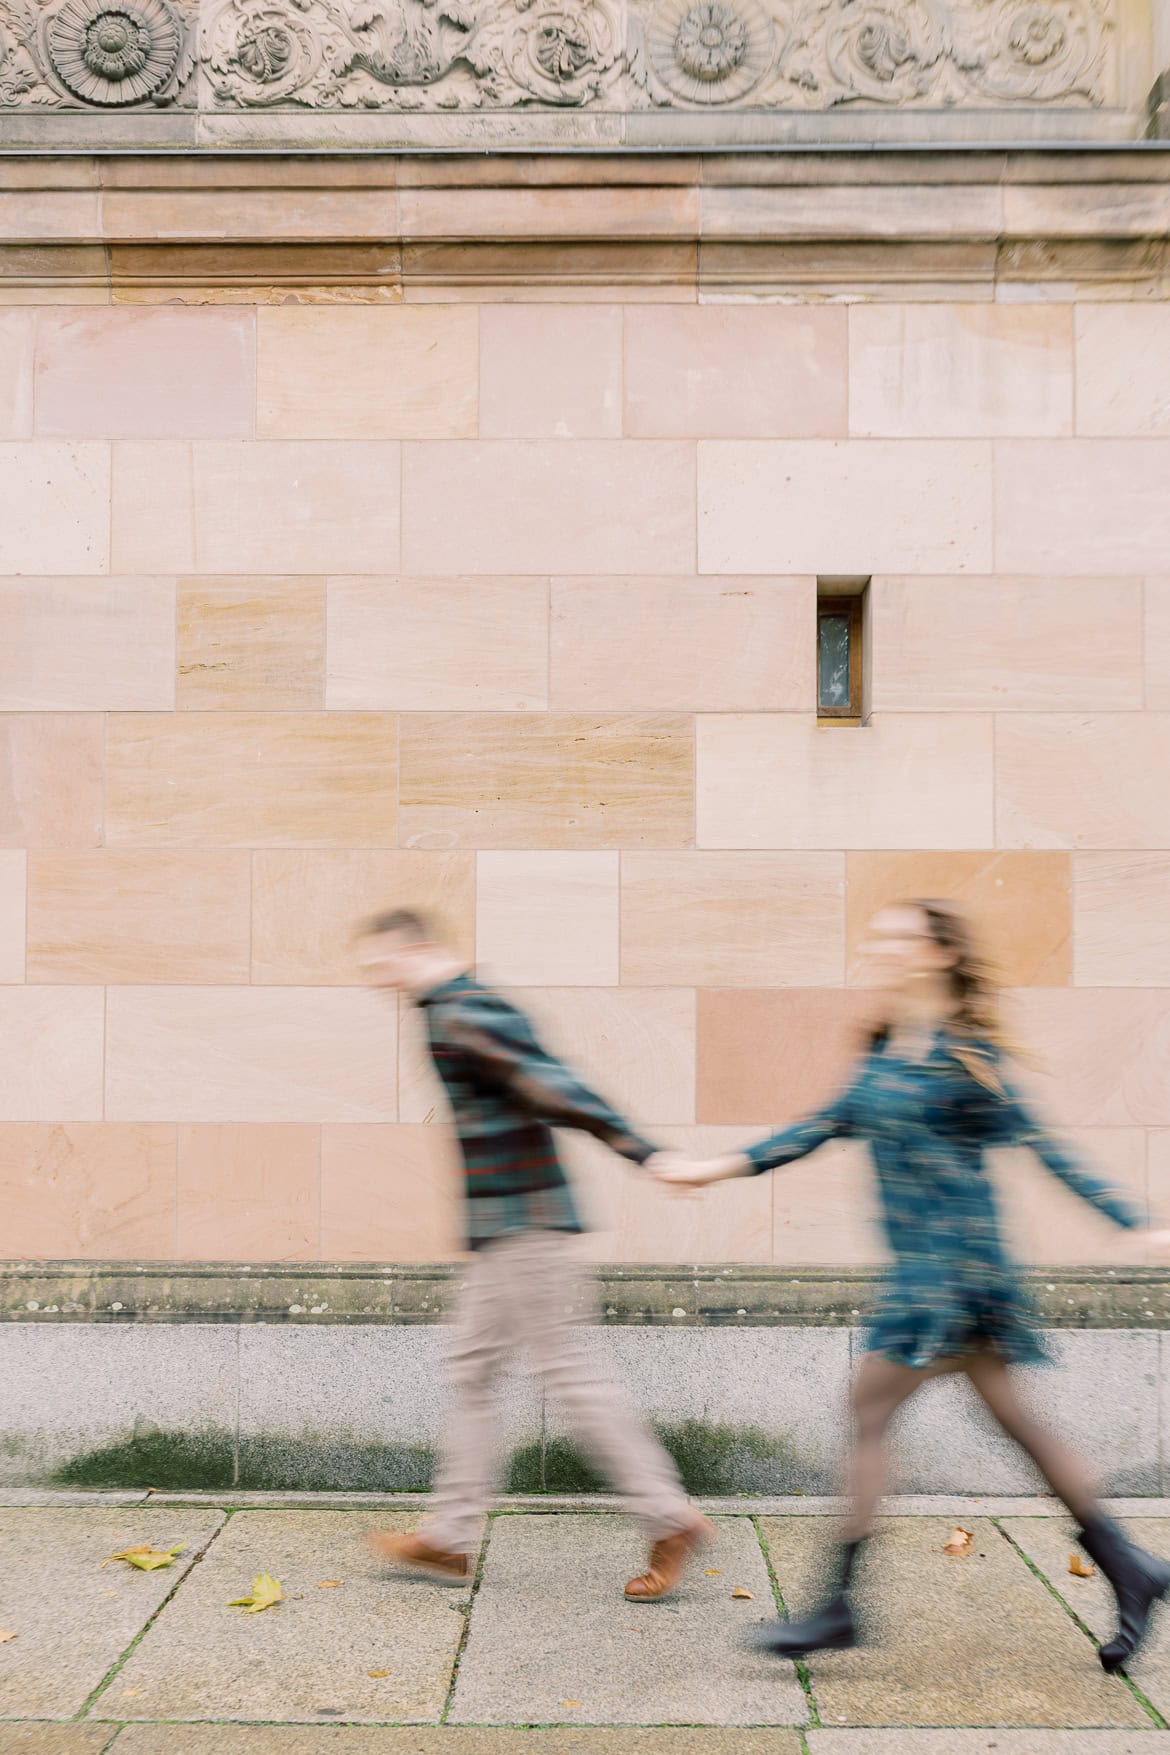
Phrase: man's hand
[
  {"left": 648, "top": 1155, "right": 722, "bottom": 1191},
  {"left": 1143, "top": 1227, "right": 1170, "bottom": 1261}
]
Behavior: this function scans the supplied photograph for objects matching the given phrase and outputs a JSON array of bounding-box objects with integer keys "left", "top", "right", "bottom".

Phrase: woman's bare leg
[
  {"left": 843, "top": 1352, "right": 937, "bottom": 1540},
  {"left": 962, "top": 1350, "right": 1098, "bottom": 1523}
]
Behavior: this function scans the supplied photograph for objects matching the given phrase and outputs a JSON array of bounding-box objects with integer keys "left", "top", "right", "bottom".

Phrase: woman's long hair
[{"left": 865, "top": 898, "right": 1016, "bottom": 1092}]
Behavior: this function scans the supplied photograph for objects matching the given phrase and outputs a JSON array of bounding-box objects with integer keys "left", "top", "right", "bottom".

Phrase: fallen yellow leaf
[
  {"left": 1069, "top": 1553, "right": 1097, "bottom": 1578},
  {"left": 731, "top": 1587, "right": 754, "bottom": 1600},
  {"left": 368, "top": 1669, "right": 390, "bottom": 1678},
  {"left": 943, "top": 1527, "right": 975, "bottom": 1557},
  {"left": 229, "top": 1572, "right": 283, "bottom": 1614},
  {"left": 0, "top": 1630, "right": 16, "bottom": 1645},
  {"left": 105, "top": 1544, "right": 185, "bottom": 1572},
  {"left": 317, "top": 1580, "right": 343, "bottom": 1588},
  {"left": 120, "top": 1689, "right": 141, "bottom": 1698},
  {"left": 704, "top": 1568, "right": 722, "bottom": 1576},
  {"left": 561, "top": 1700, "right": 582, "bottom": 1709}
]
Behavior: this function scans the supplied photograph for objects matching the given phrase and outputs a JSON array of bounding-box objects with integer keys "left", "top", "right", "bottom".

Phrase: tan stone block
[
  {"left": 0, "top": 576, "right": 175, "bottom": 710},
  {"left": 398, "top": 185, "right": 700, "bottom": 241},
  {"left": 698, "top": 440, "right": 993, "bottom": 574},
  {"left": 621, "top": 852, "right": 844, "bottom": 987},
  {"left": 33, "top": 309, "right": 254, "bottom": 439},
  {"left": 0, "top": 309, "right": 33, "bottom": 438},
  {"left": 399, "top": 985, "right": 695, "bottom": 1127},
  {"left": 256, "top": 306, "right": 476, "bottom": 440},
  {"left": 1074, "top": 853, "right": 1170, "bottom": 987},
  {"left": 177, "top": 577, "right": 324, "bottom": 710},
  {"left": 1148, "top": 576, "right": 1170, "bottom": 711},
  {"left": 993, "top": 1127, "right": 1147, "bottom": 1266},
  {"left": 701, "top": 183, "right": 1004, "bottom": 242},
  {"left": 0, "top": 1123, "right": 176, "bottom": 1259},
  {"left": 697, "top": 714, "right": 993, "bottom": 851},
  {"left": 402, "top": 441, "right": 694, "bottom": 575},
  {"left": 326, "top": 577, "right": 548, "bottom": 711},
  {"left": 402, "top": 239, "right": 698, "bottom": 301},
  {"left": 320, "top": 1124, "right": 462, "bottom": 1262},
  {"left": 105, "top": 986, "right": 397, "bottom": 1123},
  {"left": 0, "top": 850, "right": 25, "bottom": 983},
  {"left": 251, "top": 849, "right": 475, "bottom": 985},
  {"left": 0, "top": 442, "right": 109, "bottom": 575},
  {"left": 871, "top": 575, "right": 1143, "bottom": 711},
  {"left": 193, "top": 441, "right": 401, "bottom": 575},
  {"left": 480, "top": 305, "right": 622, "bottom": 438},
  {"left": 111, "top": 440, "right": 196, "bottom": 573},
  {"left": 849, "top": 305, "right": 1073, "bottom": 438},
  {"left": 27, "top": 851, "right": 251, "bottom": 984},
  {"left": 0, "top": 714, "right": 103, "bottom": 850},
  {"left": 846, "top": 852, "right": 1071, "bottom": 988},
  {"left": 1008, "top": 988, "right": 1170, "bottom": 1126},
  {"left": 1076, "top": 304, "right": 1170, "bottom": 435},
  {"left": 100, "top": 190, "right": 397, "bottom": 242},
  {"left": 997, "top": 715, "right": 1170, "bottom": 849},
  {"left": 176, "top": 1125, "right": 320, "bottom": 1261},
  {"left": 773, "top": 1139, "right": 883, "bottom": 1266},
  {"left": 0, "top": 191, "right": 100, "bottom": 240},
  {"left": 995, "top": 440, "right": 1170, "bottom": 573},
  {"left": 0, "top": 986, "right": 104, "bottom": 1120},
  {"left": 476, "top": 851, "right": 618, "bottom": 987},
  {"left": 399, "top": 713, "right": 693, "bottom": 850},
  {"left": 625, "top": 306, "right": 847, "bottom": 439},
  {"left": 105, "top": 713, "right": 397, "bottom": 848},
  {"left": 549, "top": 576, "right": 813, "bottom": 712},
  {"left": 615, "top": 1124, "right": 774, "bottom": 1264},
  {"left": 697, "top": 988, "right": 874, "bottom": 1126}
]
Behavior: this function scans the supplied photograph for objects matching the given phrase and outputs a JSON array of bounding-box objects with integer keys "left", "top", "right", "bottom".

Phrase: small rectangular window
[{"left": 817, "top": 579, "right": 868, "bottom": 725}]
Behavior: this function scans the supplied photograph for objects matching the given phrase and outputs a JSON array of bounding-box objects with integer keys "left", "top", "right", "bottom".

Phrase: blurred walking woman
[{"left": 654, "top": 900, "right": 1170, "bottom": 1672}]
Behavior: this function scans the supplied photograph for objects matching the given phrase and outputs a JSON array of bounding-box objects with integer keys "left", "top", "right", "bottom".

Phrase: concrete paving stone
[
  {"left": 0, "top": 1490, "right": 150, "bottom": 1506},
  {"left": 108, "top": 1731, "right": 804, "bottom": 1754},
  {"left": 0, "top": 1730, "right": 119, "bottom": 1753},
  {"left": 1002, "top": 1516, "right": 1170, "bottom": 1718},
  {"left": 808, "top": 1736, "right": 1165, "bottom": 1753},
  {"left": 449, "top": 1512, "right": 806, "bottom": 1726},
  {"left": 0, "top": 1506, "right": 225, "bottom": 1719},
  {"left": 94, "top": 1511, "right": 464, "bottom": 1724},
  {"left": 759, "top": 1517, "right": 1148, "bottom": 1729}
]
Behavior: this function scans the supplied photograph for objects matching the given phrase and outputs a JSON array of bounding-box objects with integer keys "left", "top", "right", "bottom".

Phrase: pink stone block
[
  {"left": 0, "top": 715, "right": 104, "bottom": 850},
  {"left": 0, "top": 850, "right": 25, "bottom": 983},
  {"left": 0, "top": 576, "right": 176, "bottom": 710},
  {"left": 111, "top": 441, "right": 196, "bottom": 574},
  {"left": 0, "top": 442, "right": 109, "bottom": 575},
  {"left": 995, "top": 441, "right": 1170, "bottom": 574},
  {"left": 0, "top": 310, "right": 33, "bottom": 439},
  {"left": 997, "top": 715, "right": 1170, "bottom": 850},
  {"left": 0, "top": 986, "right": 104, "bottom": 1120},
  {"left": 176, "top": 1125, "right": 320, "bottom": 1261},
  {"left": 479, "top": 306, "right": 622, "bottom": 438},
  {"left": 0, "top": 1123, "right": 176, "bottom": 1259},
  {"left": 320, "top": 1124, "right": 462, "bottom": 1262},
  {"left": 1010, "top": 989, "right": 1170, "bottom": 1127}
]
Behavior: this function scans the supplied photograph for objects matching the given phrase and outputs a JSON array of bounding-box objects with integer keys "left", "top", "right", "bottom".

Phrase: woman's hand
[
  {"left": 1142, "top": 1227, "right": 1170, "bottom": 1261},
  {"left": 648, "top": 1153, "right": 748, "bottom": 1191}
]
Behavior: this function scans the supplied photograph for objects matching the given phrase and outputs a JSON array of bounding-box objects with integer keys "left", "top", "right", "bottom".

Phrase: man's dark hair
[{"left": 360, "top": 906, "right": 435, "bottom": 943}]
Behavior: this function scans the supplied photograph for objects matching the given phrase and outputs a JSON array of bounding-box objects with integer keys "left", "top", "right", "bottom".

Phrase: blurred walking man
[{"left": 359, "top": 907, "right": 711, "bottom": 1599}]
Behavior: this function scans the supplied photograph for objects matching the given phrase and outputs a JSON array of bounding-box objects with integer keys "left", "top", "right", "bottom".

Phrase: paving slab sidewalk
[{"left": 105, "top": 1731, "right": 804, "bottom": 1754}]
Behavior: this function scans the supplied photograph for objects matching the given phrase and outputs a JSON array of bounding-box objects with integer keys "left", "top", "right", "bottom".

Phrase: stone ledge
[{"left": 2, "top": 1262, "right": 1168, "bottom": 1328}]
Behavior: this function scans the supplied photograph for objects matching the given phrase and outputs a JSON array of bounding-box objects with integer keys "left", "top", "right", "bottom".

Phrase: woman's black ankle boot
[
  {"left": 1077, "top": 1515, "right": 1170, "bottom": 1673},
  {"left": 753, "top": 1537, "right": 864, "bottom": 1660}
]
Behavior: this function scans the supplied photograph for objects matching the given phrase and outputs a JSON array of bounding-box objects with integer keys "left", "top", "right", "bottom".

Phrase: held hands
[{"left": 645, "top": 1152, "right": 732, "bottom": 1196}]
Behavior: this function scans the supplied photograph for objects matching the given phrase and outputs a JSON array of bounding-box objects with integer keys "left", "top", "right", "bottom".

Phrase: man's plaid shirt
[{"left": 417, "top": 973, "right": 659, "bottom": 1249}]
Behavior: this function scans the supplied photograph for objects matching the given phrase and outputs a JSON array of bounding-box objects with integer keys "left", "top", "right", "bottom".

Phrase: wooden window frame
[{"left": 816, "top": 591, "right": 864, "bottom": 724}]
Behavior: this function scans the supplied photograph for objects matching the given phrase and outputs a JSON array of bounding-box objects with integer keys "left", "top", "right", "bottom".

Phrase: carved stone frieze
[{"left": 0, "top": 0, "right": 1118, "bottom": 110}]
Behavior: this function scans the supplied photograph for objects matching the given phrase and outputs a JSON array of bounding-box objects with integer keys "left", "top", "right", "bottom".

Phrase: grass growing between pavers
[
  {"left": 753, "top": 1514, "right": 821, "bottom": 1730},
  {"left": 440, "top": 1517, "right": 492, "bottom": 1726}
]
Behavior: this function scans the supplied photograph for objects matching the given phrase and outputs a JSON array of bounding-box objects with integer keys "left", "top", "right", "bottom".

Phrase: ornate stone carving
[{"left": 0, "top": 0, "right": 1118, "bottom": 110}]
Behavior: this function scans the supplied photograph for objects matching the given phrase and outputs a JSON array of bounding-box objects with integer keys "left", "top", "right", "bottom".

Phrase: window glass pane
[{"left": 818, "top": 613, "right": 851, "bottom": 711}]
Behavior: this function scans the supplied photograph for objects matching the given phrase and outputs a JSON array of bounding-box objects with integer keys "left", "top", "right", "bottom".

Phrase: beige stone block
[
  {"left": 176, "top": 1125, "right": 320, "bottom": 1261},
  {"left": 625, "top": 306, "right": 847, "bottom": 439},
  {"left": 847, "top": 851, "right": 1071, "bottom": 987},
  {"left": 0, "top": 715, "right": 103, "bottom": 850},
  {"left": 773, "top": 1136, "right": 883, "bottom": 1266},
  {"left": 402, "top": 441, "right": 694, "bottom": 576},
  {"left": 0, "top": 986, "right": 103, "bottom": 1120},
  {"left": 549, "top": 576, "right": 813, "bottom": 712},
  {"left": 398, "top": 185, "right": 699, "bottom": 241},
  {"left": 1148, "top": 576, "right": 1170, "bottom": 711},
  {"left": 33, "top": 309, "right": 254, "bottom": 439},
  {"left": 27, "top": 851, "right": 251, "bottom": 985},
  {"left": 995, "top": 441, "right": 1170, "bottom": 573},
  {"left": 849, "top": 305, "right": 1073, "bottom": 438},
  {"left": 0, "top": 190, "right": 100, "bottom": 240},
  {"left": 701, "top": 183, "right": 1003, "bottom": 242},
  {"left": 256, "top": 306, "right": 476, "bottom": 440},
  {"left": 105, "top": 986, "right": 397, "bottom": 1123},
  {"left": 993, "top": 1127, "right": 1147, "bottom": 1266},
  {"left": 697, "top": 987, "right": 875, "bottom": 1126},
  {"left": 0, "top": 442, "right": 109, "bottom": 575},
  {"left": 1074, "top": 854, "right": 1170, "bottom": 987},
  {"left": 105, "top": 713, "right": 397, "bottom": 849},
  {"left": 399, "top": 985, "right": 695, "bottom": 1127},
  {"left": 251, "top": 849, "right": 475, "bottom": 985},
  {"left": 871, "top": 575, "right": 1143, "bottom": 711},
  {"left": 399, "top": 713, "right": 693, "bottom": 850},
  {"left": 698, "top": 440, "right": 993, "bottom": 574},
  {"left": 997, "top": 715, "right": 1170, "bottom": 849},
  {"left": 0, "top": 576, "right": 175, "bottom": 710},
  {"left": 0, "top": 309, "right": 33, "bottom": 438},
  {"left": 111, "top": 440, "right": 196, "bottom": 574},
  {"left": 0, "top": 850, "right": 25, "bottom": 983},
  {"left": 320, "top": 1123, "right": 462, "bottom": 1262},
  {"left": 100, "top": 189, "right": 397, "bottom": 243},
  {"left": 0, "top": 1123, "right": 176, "bottom": 1259},
  {"left": 177, "top": 576, "right": 324, "bottom": 711},
  {"left": 698, "top": 714, "right": 993, "bottom": 851},
  {"left": 621, "top": 851, "right": 844, "bottom": 987},
  {"left": 193, "top": 441, "right": 401, "bottom": 575},
  {"left": 1008, "top": 988, "right": 1170, "bottom": 1127},
  {"left": 326, "top": 577, "right": 548, "bottom": 711},
  {"left": 480, "top": 305, "right": 622, "bottom": 438},
  {"left": 1076, "top": 305, "right": 1170, "bottom": 435},
  {"left": 476, "top": 851, "right": 618, "bottom": 987},
  {"left": 615, "top": 1124, "right": 774, "bottom": 1264}
]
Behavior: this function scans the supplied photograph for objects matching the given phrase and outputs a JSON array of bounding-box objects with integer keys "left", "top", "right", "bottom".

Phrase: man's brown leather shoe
[
  {"left": 625, "top": 1514, "right": 714, "bottom": 1601},
  {"left": 366, "top": 1529, "right": 469, "bottom": 1583}
]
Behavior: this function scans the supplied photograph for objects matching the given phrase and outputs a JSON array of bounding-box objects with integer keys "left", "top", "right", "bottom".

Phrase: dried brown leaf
[
  {"left": 703, "top": 1568, "right": 721, "bottom": 1576},
  {"left": 731, "top": 1587, "right": 754, "bottom": 1600},
  {"left": 1069, "top": 1553, "right": 1097, "bottom": 1578},
  {"left": 943, "top": 1527, "right": 975, "bottom": 1557},
  {"left": 368, "top": 1669, "right": 390, "bottom": 1678},
  {"left": 0, "top": 1631, "right": 16, "bottom": 1645},
  {"left": 561, "top": 1700, "right": 582, "bottom": 1709},
  {"left": 318, "top": 1580, "right": 343, "bottom": 1588}
]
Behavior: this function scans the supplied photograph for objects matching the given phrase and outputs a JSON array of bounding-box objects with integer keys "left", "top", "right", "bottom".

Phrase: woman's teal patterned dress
[{"left": 744, "top": 1033, "right": 1143, "bottom": 1369}]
